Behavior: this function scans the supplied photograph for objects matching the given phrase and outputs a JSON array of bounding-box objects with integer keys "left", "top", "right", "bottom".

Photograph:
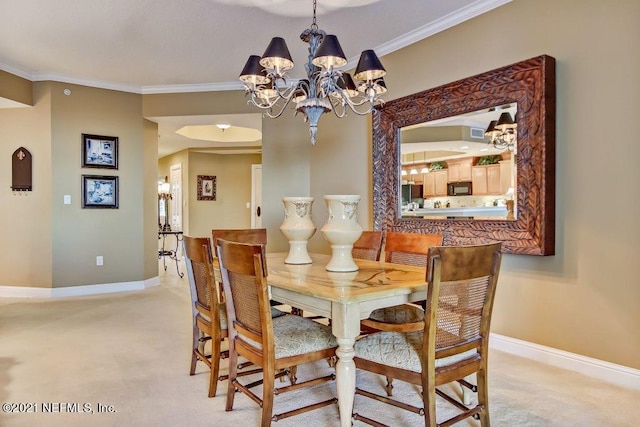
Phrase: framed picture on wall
[
  {"left": 197, "top": 175, "right": 216, "bottom": 201},
  {"left": 82, "top": 175, "right": 119, "bottom": 208},
  {"left": 82, "top": 134, "right": 118, "bottom": 169}
]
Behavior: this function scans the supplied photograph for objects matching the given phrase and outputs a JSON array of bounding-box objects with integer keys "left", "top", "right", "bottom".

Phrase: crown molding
[
  {"left": 371, "top": 0, "right": 512, "bottom": 58},
  {"left": 140, "top": 81, "right": 244, "bottom": 94},
  {"left": 32, "top": 72, "right": 142, "bottom": 94},
  {"left": 0, "top": 0, "right": 511, "bottom": 95}
]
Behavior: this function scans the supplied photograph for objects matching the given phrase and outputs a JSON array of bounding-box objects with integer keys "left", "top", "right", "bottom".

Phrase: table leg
[{"left": 331, "top": 302, "right": 360, "bottom": 427}]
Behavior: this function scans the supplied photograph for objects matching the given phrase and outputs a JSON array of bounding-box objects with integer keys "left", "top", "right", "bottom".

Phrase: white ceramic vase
[
  {"left": 320, "top": 195, "right": 363, "bottom": 272},
  {"left": 280, "top": 197, "right": 316, "bottom": 264}
]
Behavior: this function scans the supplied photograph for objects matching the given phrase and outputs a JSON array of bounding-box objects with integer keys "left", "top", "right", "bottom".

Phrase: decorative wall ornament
[
  {"left": 12, "top": 147, "right": 32, "bottom": 192},
  {"left": 82, "top": 175, "right": 119, "bottom": 208},
  {"left": 197, "top": 175, "right": 216, "bottom": 201},
  {"left": 82, "top": 133, "right": 118, "bottom": 169}
]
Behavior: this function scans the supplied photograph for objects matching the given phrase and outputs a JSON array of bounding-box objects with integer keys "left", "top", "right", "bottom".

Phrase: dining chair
[
  {"left": 352, "top": 243, "right": 502, "bottom": 426},
  {"left": 184, "top": 235, "right": 273, "bottom": 397},
  {"left": 212, "top": 228, "right": 287, "bottom": 312},
  {"left": 183, "top": 235, "right": 232, "bottom": 397},
  {"left": 361, "top": 231, "right": 443, "bottom": 334},
  {"left": 216, "top": 238, "right": 338, "bottom": 426},
  {"left": 352, "top": 230, "right": 384, "bottom": 262}
]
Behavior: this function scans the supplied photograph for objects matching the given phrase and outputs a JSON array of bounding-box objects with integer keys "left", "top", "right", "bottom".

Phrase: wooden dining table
[{"left": 266, "top": 252, "right": 428, "bottom": 427}]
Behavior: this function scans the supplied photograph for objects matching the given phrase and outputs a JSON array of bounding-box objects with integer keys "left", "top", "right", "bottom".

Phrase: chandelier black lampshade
[
  {"left": 292, "top": 79, "right": 310, "bottom": 103},
  {"left": 260, "top": 37, "right": 294, "bottom": 71},
  {"left": 485, "top": 119, "right": 498, "bottom": 135},
  {"left": 239, "top": 55, "right": 269, "bottom": 84},
  {"left": 495, "top": 112, "right": 515, "bottom": 131},
  {"left": 336, "top": 73, "right": 358, "bottom": 98},
  {"left": 354, "top": 50, "right": 386, "bottom": 80},
  {"left": 312, "top": 34, "right": 347, "bottom": 68},
  {"left": 371, "top": 78, "right": 387, "bottom": 95}
]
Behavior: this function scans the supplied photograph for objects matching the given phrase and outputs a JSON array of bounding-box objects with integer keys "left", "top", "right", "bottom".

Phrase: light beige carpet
[{"left": 1, "top": 264, "right": 638, "bottom": 426}]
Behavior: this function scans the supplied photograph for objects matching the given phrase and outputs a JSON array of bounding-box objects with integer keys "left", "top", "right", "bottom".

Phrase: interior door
[
  {"left": 251, "top": 164, "right": 262, "bottom": 228},
  {"left": 170, "top": 163, "right": 183, "bottom": 231}
]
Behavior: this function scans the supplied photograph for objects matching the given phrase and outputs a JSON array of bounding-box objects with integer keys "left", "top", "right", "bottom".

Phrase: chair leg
[
  {"left": 190, "top": 325, "right": 199, "bottom": 375},
  {"left": 385, "top": 376, "right": 394, "bottom": 396},
  {"left": 261, "top": 370, "right": 275, "bottom": 427},
  {"left": 287, "top": 366, "right": 298, "bottom": 385},
  {"left": 477, "top": 368, "right": 490, "bottom": 426},
  {"left": 225, "top": 345, "right": 238, "bottom": 412},
  {"left": 208, "top": 336, "right": 222, "bottom": 397},
  {"left": 462, "top": 374, "right": 474, "bottom": 405},
  {"left": 422, "top": 383, "right": 437, "bottom": 427}
]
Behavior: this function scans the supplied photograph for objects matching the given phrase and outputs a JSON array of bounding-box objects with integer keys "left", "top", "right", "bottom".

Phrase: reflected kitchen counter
[{"left": 402, "top": 205, "right": 508, "bottom": 218}]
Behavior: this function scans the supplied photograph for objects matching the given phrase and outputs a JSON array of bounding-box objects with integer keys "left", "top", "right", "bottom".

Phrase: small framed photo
[
  {"left": 82, "top": 175, "right": 119, "bottom": 208},
  {"left": 82, "top": 134, "right": 118, "bottom": 169},
  {"left": 197, "top": 175, "right": 216, "bottom": 201}
]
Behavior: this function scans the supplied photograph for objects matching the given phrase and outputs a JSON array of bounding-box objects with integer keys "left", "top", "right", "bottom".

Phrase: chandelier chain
[{"left": 311, "top": 0, "right": 318, "bottom": 29}]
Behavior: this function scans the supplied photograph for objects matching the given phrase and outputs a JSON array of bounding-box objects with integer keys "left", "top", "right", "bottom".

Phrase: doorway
[
  {"left": 170, "top": 163, "right": 183, "bottom": 231},
  {"left": 251, "top": 164, "right": 262, "bottom": 228}
]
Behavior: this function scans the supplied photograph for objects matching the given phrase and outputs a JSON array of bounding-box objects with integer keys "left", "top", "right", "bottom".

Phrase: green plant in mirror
[{"left": 477, "top": 155, "right": 501, "bottom": 165}]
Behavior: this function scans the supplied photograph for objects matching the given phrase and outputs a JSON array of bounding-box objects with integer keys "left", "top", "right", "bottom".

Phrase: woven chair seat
[
  {"left": 354, "top": 331, "right": 476, "bottom": 372},
  {"left": 368, "top": 304, "right": 424, "bottom": 324},
  {"left": 238, "top": 314, "right": 337, "bottom": 359}
]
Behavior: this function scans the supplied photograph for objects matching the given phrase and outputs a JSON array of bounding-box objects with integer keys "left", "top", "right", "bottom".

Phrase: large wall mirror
[{"left": 373, "top": 55, "right": 555, "bottom": 255}]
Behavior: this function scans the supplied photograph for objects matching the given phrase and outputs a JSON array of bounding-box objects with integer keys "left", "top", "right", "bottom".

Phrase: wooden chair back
[
  {"left": 424, "top": 243, "right": 502, "bottom": 380},
  {"left": 352, "top": 231, "right": 384, "bottom": 261},
  {"left": 211, "top": 228, "right": 268, "bottom": 292},
  {"left": 212, "top": 228, "right": 267, "bottom": 246},
  {"left": 384, "top": 231, "right": 443, "bottom": 267},
  {"left": 183, "top": 236, "right": 218, "bottom": 322},
  {"left": 216, "top": 239, "right": 272, "bottom": 365}
]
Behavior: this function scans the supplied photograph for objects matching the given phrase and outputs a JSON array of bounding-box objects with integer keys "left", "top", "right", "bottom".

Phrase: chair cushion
[
  {"left": 238, "top": 314, "right": 337, "bottom": 359},
  {"left": 368, "top": 304, "right": 424, "bottom": 324},
  {"left": 354, "top": 331, "right": 476, "bottom": 373}
]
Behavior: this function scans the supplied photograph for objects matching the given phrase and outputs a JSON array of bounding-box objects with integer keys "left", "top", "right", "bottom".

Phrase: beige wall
[
  {"left": 143, "top": 119, "right": 159, "bottom": 279},
  {"left": 312, "top": 0, "right": 639, "bottom": 368},
  {"left": 0, "top": 69, "right": 32, "bottom": 105},
  {"left": 159, "top": 151, "right": 261, "bottom": 238},
  {"left": 0, "top": 83, "right": 52, "bottom": 287},
  {"left": 146, "top": 90, "right": 312, "bottom": 252},
  {"left": 50, "top": 82, "right": 153, "bottom": 286}
]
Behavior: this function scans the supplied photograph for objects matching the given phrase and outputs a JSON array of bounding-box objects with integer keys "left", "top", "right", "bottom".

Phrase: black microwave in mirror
[{"left": 448, "top": 181, "right": 472, "bottom": 196}]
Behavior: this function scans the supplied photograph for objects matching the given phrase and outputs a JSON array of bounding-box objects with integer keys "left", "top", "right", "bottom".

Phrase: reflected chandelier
[
  {"left": 239, "top": 0, "right": 387, "bottom": 145},
  {"left": 485, "top": 112, "right": 517, "bottom": 151}
]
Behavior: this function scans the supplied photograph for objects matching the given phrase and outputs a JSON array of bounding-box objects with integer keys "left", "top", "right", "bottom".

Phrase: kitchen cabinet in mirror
[{"left": 373, "top": 55, "right": 555, "bottom": 255}]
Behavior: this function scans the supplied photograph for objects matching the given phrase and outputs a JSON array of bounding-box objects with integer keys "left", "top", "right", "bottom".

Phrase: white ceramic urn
[
  {"left": 280, "top": 197, "right": 316, "bottom": 264},
  {"left": 320, "top": 195, "right": 363, "bottom": 272}
]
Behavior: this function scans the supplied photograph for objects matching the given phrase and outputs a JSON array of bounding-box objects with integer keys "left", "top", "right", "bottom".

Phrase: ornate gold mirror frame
[{"left": 372, "top": 55, "right": 555, "bottom": 255}]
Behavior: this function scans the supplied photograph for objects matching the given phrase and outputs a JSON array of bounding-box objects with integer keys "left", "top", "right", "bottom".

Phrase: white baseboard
[
  {"left": 490, "top": 333, "right": 640, "bottom": 391},
  {"left": 0, "top": 276, "right": 160, "bottom": 298}
]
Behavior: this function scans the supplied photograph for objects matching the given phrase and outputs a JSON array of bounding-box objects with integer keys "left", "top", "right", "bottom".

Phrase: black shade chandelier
[
  {"left": 239, "top": 0, "right": 387, "bottom": 145},
  {"left": 485, "top": 112, "right": 517, "bottom": 151}
]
